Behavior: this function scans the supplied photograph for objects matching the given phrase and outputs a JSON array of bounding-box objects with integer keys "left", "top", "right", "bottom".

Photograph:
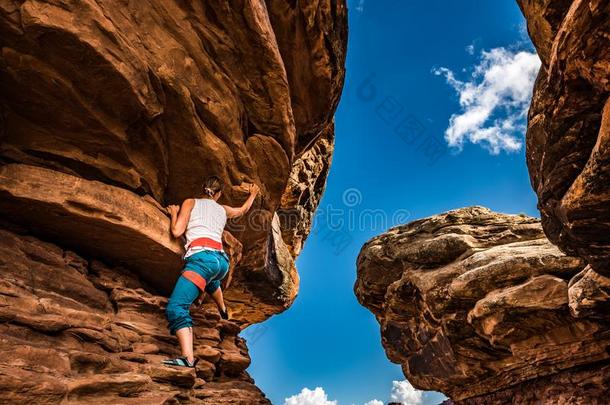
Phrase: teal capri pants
[{"left": 165, "top": 249, "right": 230, "bottom": 335}]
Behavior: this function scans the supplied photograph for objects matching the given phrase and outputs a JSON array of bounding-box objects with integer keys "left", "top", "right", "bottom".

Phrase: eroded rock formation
[
  {"left": 356, "top": 207, "right": 610, "bottom": 403},
  {"left": 0, "top": 0, "right": 347, "bottom": 402},
  {"left": 520, "top": 0, "right": 610, "bottom": 275}
]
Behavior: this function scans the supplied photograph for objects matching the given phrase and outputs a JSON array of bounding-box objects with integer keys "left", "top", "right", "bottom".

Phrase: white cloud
[
  {"left": 364, "top": 400, "right": 383, "bottom": 405},
  {"left": 390, "top": 380, "right": 423, "bottom": 405},
  {"left": 284, "top": 387, "right": 338, "bottom": 405},
  {"left": 433, "top": 47, "right": 541, "bottom": 154}
]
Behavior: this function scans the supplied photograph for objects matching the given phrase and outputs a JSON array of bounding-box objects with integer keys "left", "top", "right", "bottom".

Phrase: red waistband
[{"left": 187, "top": 237, "right": 223, "bottom": 251}]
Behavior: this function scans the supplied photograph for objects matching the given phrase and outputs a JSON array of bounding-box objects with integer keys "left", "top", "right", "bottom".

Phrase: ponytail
[{"left": 202, "top": 176, "right": 222, "bottom": 198}]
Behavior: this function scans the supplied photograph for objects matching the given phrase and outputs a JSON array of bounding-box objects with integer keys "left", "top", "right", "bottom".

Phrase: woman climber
[{"left": 162, "top": 176, "right": 259, "bottom": 368}]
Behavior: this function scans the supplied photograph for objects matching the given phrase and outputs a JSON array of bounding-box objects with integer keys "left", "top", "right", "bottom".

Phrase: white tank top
[{"left": 183, "top": 198, "right": 227, "bottom": 258}]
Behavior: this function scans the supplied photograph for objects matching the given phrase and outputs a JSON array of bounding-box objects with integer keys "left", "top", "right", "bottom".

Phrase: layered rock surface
[
  {"left": 0, "top": 0, "right": 347, "bottom": 325},
  {"left": 356, "top": 207, "right": 610, "bottom": 403},
  {"left": 0, "top": 227, "right": 269, "bottom": 404},
  {"left": 519, "top": 0, "right": 610, "bottom": 275}
]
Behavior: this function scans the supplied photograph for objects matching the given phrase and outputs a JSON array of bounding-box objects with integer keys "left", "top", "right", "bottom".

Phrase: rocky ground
[{"left": 0, "top": 225, "right": 269, "bottom": 404}]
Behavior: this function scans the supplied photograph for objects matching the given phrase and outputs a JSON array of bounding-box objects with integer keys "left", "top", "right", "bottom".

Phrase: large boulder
[{"left": 356, "top": 207, "right": 610, "bottom": 403}]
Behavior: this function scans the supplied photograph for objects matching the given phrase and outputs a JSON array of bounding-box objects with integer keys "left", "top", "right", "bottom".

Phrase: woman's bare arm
[
  {"left": 223, "top": 183, "right": 259, "bottom": 219},
  {"left": 167, "top": 198, "right": 195, "bottom": 238}
]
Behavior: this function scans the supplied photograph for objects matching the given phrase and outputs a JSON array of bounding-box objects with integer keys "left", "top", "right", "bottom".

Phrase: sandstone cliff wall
[
  {"left": 0, "top": 0, "right": 347, "bottom": 402},
  {"left": 0, "top": 0, "right": 347, "bottom": 325}
]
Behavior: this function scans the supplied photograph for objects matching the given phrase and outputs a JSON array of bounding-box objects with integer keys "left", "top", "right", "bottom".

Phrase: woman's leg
[
  {"left": 175, "top": 326, "right": 194, "bottom": 362},
  {"left": 206, "top": 252, "right": 230, "bottom": 318},
  {"left": 166, "top": 275, "right": 200, "bottom": 363},
  {"left": 210, "top": 287, "right": 226, "bottom": 313}
]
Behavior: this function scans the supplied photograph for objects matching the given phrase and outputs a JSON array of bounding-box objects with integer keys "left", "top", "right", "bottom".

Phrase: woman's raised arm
[{"left": 223, "top": 183, "right": 259, "bottom": 219}]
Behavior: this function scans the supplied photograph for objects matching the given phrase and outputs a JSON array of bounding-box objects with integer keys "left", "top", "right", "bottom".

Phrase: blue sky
[{"left": 242, "top": 1, "right": 539, "bottom": 404}]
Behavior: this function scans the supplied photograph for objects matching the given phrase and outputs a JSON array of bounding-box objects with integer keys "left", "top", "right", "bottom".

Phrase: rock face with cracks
[
  {"left": 0, "top": 0, "right": 347, "bottom": 402},
  {"left": 356, "top": 207, "right": 610, "bottom": 403},
  {"left": 519, "top": 0, "right": 610, "bottom": 276}
]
